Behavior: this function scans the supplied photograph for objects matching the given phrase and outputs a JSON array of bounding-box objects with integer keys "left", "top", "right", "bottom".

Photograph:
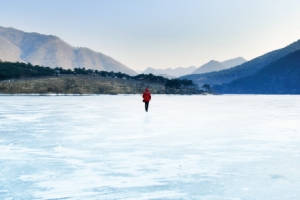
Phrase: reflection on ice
[{"left": 0, "top": 95, "right": 300, "bottom": 199}]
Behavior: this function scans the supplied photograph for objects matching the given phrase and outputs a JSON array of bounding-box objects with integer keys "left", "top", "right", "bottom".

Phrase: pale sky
[{"left": 1, "top": 0, "right": 300, "bottom": 70}]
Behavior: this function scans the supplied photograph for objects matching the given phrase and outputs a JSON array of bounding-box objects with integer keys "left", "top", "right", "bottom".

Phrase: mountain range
[
  {"left": 213, "top": 50, "right": 300, "bottom": 94},
  {"left": 192, "top": 57, "right": 246, "bottom": 74},
  {"left": 181, "top": 39, "right": 300, "bottom": 88},
  {"left": 142, "top": 66, "right": 197, "bottom": 77},
  {"left": 2, "top": 26, "right": 300, "bottom": 94},
  {"left": 141, "top": 57, "right": 246, "bottom": 77},
  {"left": 0, "top": 26, "right": 137, "bottom": 75}
]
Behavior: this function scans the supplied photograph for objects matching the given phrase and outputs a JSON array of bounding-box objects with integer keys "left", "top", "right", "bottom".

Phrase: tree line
[
  {"left": 0, "top": 61, "right": 54, "bottom": 80},
  {"left": 0, "top": 61, "right": 203, "bottom": 91}
]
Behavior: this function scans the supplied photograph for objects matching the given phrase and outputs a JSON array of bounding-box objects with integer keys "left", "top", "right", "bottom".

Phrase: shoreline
[{"left": 0, "top": 93, "right": 208, "bottom": 96}]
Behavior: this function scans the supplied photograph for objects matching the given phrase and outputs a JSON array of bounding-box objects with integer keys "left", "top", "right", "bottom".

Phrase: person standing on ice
[{"left": 142, "top": 88, "right": 151, "bottom": 112}]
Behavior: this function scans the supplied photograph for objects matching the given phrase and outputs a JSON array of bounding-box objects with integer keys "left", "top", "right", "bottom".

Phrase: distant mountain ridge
[
  {"left": 181, "top": 39, "right": 300, "bottom": 86},
  {"left": 192, "top": 60, "right": 225, "bottom": 74},
  {"left": 213, "top": 50, "right": 300, "bottom": 94},
  {"left": 143, "top": 66, "right": 197, "bottom": 77},
  {"left": 142, "top": 57, "right": 246, "bottom": 78},
  {"left": 222, "top": 57, "right": 247, "bottom": 68},
  {"left": 193, "top": 57, "right": 246, "bottom": 74},
  {"left": 0, "top": 26, "right": 137, "bottom": 75}
]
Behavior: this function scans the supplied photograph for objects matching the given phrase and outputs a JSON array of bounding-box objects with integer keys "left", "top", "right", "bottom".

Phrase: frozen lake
[{"left": 0, "top": 95, "right": 300, "bottom": 199}]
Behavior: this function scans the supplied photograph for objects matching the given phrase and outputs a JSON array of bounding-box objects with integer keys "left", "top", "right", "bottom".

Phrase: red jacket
[{"left": 143, "top": 88, "right": 151, "bottom": 102}]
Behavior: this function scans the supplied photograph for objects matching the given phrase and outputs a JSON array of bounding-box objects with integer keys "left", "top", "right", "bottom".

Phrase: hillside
[
  {"left": 0, "top": 75, "right": 202, "bottom": 95},
  {"left": 213, "top": 50, "right": 300, "bottom": 94},
  {"left": 181, "top": 39, "right": 300, "bottom": 86},
  {"left": 0, "top": 75, "right": 165, "bottom": 94},
  {"left": 0, "top": 26, "right": 137, "bottom": 75}
]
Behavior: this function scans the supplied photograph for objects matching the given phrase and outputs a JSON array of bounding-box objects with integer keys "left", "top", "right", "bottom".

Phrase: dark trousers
[{"left": 145, "top": 101, "right": 149, "bottom": 112}]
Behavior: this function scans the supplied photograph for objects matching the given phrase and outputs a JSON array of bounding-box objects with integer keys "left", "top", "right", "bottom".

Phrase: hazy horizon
[{"left": 1, "top": 0, "right": 300, "bottom": 70}]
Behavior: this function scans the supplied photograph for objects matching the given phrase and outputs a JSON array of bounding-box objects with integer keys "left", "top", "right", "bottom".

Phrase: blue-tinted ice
[{"left": 0, "top": 95, "right": 300, "bottom": 199}]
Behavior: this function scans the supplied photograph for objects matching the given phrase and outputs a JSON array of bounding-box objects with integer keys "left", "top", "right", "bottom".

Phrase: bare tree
[{"left": 64, "top": 78, "right": 76, "bottom": 90}]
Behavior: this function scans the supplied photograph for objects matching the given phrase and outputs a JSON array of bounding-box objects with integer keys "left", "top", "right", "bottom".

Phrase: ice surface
[{"left": 0, "top": 95, "right": 300, "bottom": 199}]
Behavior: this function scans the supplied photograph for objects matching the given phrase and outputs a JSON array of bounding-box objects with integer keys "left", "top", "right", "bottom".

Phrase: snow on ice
[{"left": 0, "top": 95, "right": 300, "bottom": 199}]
